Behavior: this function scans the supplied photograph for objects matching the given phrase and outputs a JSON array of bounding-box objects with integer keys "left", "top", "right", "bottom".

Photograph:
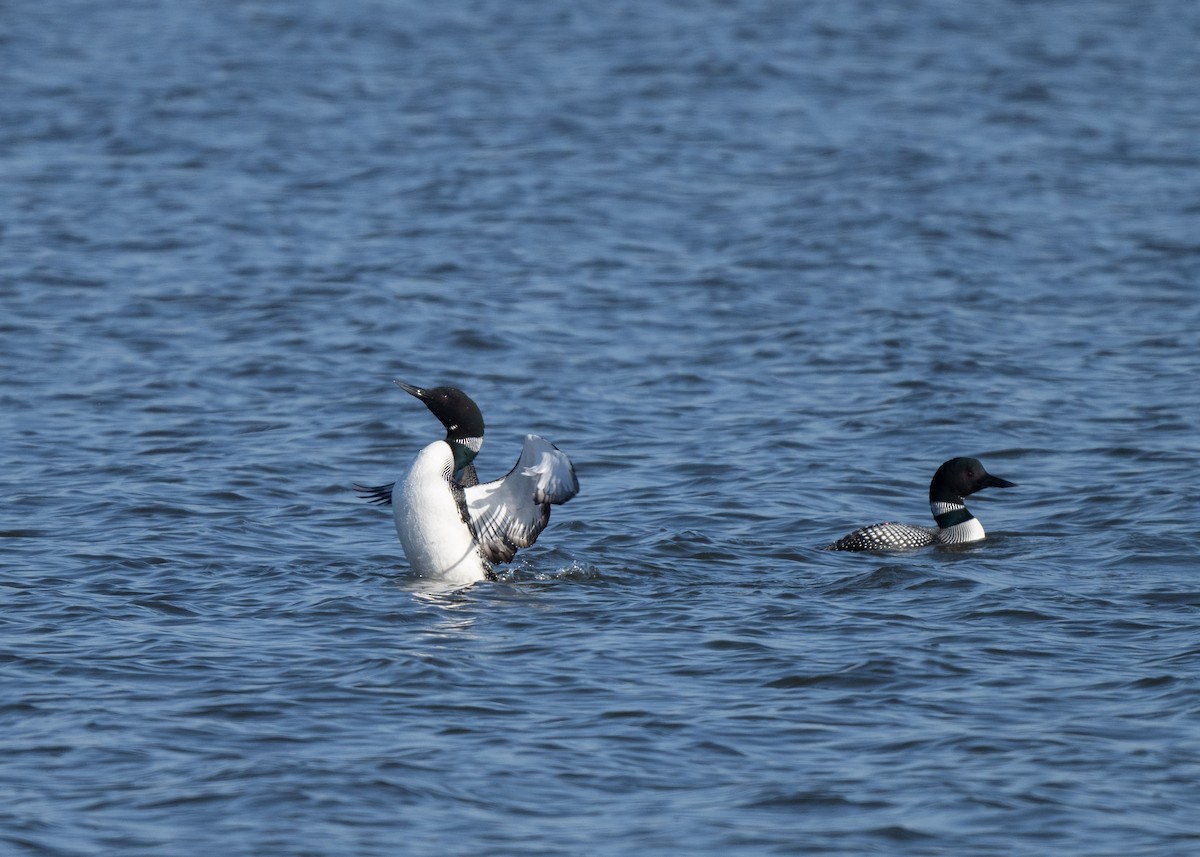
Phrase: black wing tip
[
  {"left": 480, "top": 541, "right": 518, "bottom": 566},
  {"left": 354, "top": 482, "right": 395, "bottom": 506},
  {"left": 822, "top": 536, "right": 855, "bottom": 551}
]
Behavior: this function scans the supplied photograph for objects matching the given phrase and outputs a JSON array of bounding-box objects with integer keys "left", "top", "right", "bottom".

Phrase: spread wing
[{"left": 464, "top": 435, "right": 579, "bottom": 566}]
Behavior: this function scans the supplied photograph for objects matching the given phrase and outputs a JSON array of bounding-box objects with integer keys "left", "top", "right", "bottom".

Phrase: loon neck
[
  {"left": 449, "top": 435, "right": 482, "bottom": 471},
  {"left": 930, "top": 500, "right": 974, "bottom": 529}
]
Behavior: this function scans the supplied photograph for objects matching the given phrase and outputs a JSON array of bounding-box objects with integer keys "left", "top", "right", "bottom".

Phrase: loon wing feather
[
  {"left": 355, "top": 482, "right": 395, "bottom": 506},
  {"left": 463, "top": 435, "right": 579, "bottom": 565}
]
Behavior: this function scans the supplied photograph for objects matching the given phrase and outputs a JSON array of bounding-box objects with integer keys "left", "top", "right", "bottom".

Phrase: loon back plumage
[
  {"left": 825, "top": 522, "right": 941, "bottom": 552},
  {"left": 823, "top": 457, "right": 1015, "bottom": 552},
  {"left": 356, "top": 381, "right": 578, "bottom": 582}
]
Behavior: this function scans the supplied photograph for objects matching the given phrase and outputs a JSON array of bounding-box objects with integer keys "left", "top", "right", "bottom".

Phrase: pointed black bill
[
  {"left": 394, "top": 380, "right": 425, "bottom": 399},
  {"left": 983, "top": 474, "right": 1016, "bottom": 489},
  {"left": 393, "top": 381, "right": 485, "bottom": 443}
]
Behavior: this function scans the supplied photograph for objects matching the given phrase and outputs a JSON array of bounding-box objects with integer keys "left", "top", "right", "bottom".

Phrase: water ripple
[{"left": 3, "top": 1, "right": 1200, "bottom": 855}]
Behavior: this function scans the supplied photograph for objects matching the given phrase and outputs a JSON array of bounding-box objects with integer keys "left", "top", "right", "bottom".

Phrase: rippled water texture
[{"left": 3, "top": 1, "right": 1199, "bottom": 855}]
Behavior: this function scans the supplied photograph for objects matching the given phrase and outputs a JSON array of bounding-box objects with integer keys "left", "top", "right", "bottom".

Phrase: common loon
[
  {"left": 823, "top": 457, "right": 1015, "bottom": 551},
  {"left": 356, "top": 381, "right": 579, "bottom": 584}
]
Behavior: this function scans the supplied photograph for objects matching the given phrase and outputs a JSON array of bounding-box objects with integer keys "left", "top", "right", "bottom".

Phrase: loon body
[
  {"left": 824, "top": 457, "right": 1015, "bottom": 552},
  {"left": 357, "top": 382, "right": 579, "bottom": 584}
]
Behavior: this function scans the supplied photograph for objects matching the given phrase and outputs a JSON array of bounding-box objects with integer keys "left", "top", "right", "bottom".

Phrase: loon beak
[
  {"left": 982, "top": 473, "right": 1016, "bottom": 489},
  {"left": 394, "top": 380, "right": 426, "bottom": 400}
]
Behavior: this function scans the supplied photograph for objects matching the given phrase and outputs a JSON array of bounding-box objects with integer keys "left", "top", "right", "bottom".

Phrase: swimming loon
[
  {"left": 823, "top": 457, "right": 1015, "bottom": 551},
  {"left": 356, "top": 382, "right": 579, "bottom": 584}
]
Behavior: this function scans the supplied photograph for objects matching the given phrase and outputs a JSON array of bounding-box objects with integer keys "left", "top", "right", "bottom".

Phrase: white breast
[
  {"left": 393, "top": 442, "right": 488, "bottom": 584},
  {"left": 936, "top": 517, "right": 986, "bottom": 545}
]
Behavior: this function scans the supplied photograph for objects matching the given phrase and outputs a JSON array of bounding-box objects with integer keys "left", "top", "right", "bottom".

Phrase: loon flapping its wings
[{"left": 357, "top": 382, "right": 578, "bottom": 583}]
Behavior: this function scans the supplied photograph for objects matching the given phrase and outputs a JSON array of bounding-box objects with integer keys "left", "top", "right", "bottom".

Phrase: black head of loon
[
  {"left": 929, "top": 457, "right": 1016, "bottom": 504},
  {"left": 395, "top": 381, "right": 485, "bottom": 468}
]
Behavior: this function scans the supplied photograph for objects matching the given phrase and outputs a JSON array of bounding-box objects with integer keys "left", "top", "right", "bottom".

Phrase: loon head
[
  {"left": 929, "top": 457, "right": 1016, "bottom": 504},
  {"left": 396, "top": 381, "right": 485, "bottom": 468}
]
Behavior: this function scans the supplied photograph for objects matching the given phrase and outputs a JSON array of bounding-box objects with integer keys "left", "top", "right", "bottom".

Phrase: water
[{"left": 3, "top": 1, "right": 1199, "bottom": 854}]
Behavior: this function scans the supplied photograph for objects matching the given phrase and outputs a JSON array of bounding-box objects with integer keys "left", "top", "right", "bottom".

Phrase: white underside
[{"left": 393, "top": 442, "right": 489, "bottom": 584}]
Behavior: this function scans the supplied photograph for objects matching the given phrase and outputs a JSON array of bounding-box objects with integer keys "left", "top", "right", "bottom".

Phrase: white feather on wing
[{"left": 464, "top": 435, "right": 579, "bottom": 565}]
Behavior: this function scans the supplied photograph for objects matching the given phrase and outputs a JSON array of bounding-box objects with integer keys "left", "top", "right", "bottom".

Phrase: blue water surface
[{"left": 2, "top": 1, "right": 1199, "bottom": 855}]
